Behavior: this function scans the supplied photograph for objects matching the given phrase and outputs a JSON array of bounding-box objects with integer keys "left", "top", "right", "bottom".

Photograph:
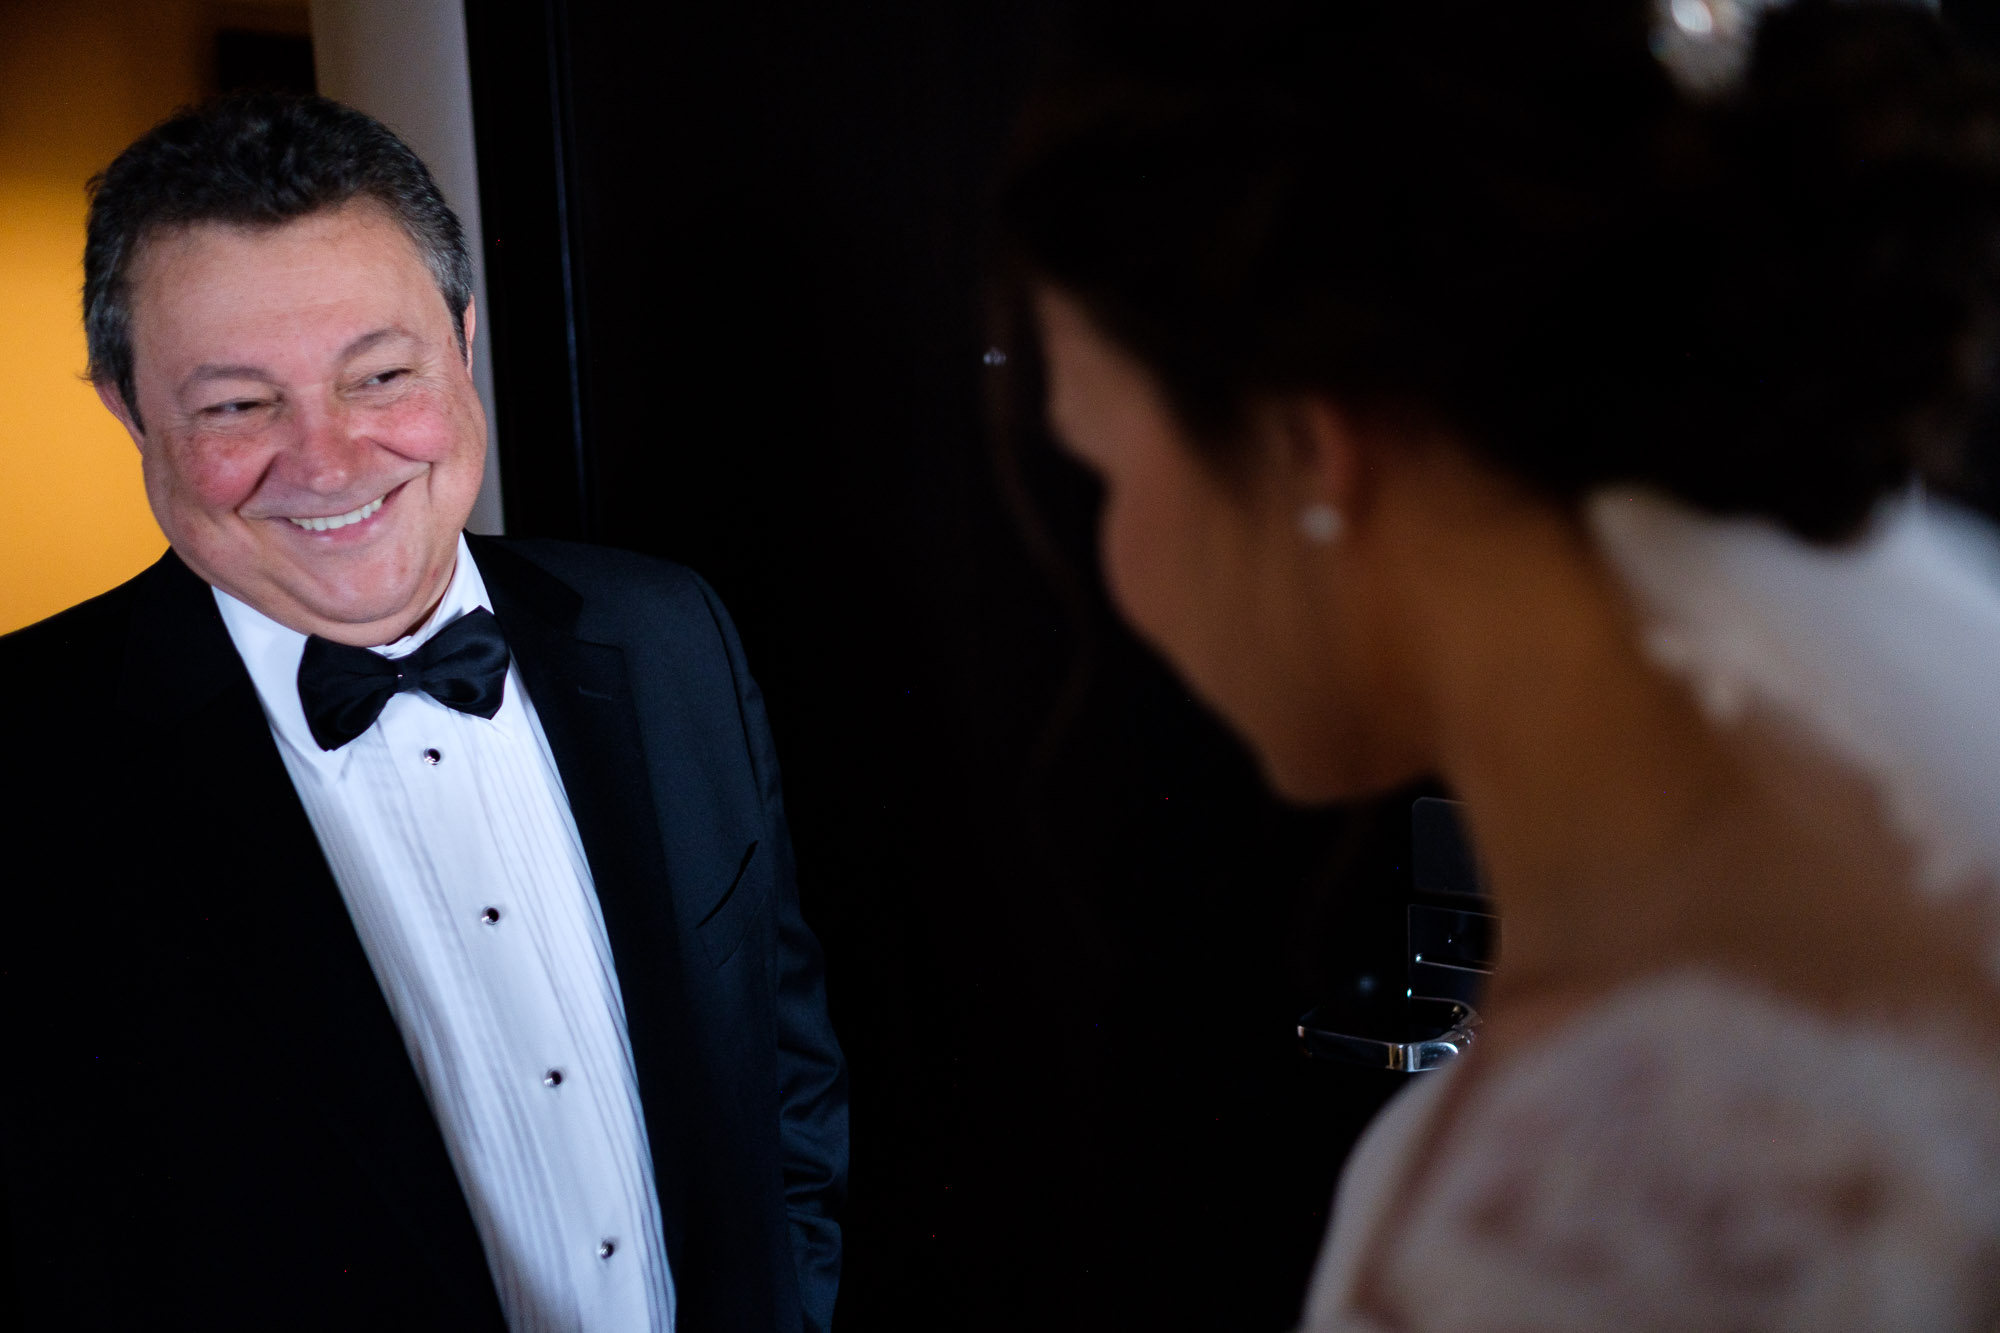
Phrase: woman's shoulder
[{"left": 1309, "top": 969, "right": 2000, "bottom": 1331}]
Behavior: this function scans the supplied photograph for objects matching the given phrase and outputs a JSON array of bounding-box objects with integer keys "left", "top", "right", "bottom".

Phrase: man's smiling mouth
[{"left": 285, "top": 494, "right": 385, "bottom": 532}]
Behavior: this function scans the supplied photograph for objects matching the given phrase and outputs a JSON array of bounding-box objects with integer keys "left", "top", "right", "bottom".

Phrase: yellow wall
[{"left": 0, "top": 2, "right": 250, "bottom": 633}]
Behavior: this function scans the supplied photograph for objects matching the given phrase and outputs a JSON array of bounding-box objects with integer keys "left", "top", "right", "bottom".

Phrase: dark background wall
[
  {"left": 462, "top": 3, "right": 2000, "bottom": 1328},
  {"left": 463, "top": 4, "right": 1430, "bottom": 1328}
]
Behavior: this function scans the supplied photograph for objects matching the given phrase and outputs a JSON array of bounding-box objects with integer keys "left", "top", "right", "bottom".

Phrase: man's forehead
[
  {"left": 124, "top": 201, "right": 444, "bottom": 372},
  {"left": 128, "top": 198, "right": 425, "bottom": 295}
]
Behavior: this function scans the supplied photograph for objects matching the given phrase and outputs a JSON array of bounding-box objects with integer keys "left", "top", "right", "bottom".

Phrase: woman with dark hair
[{"left": 999, "top": 0, "right": 2000, "bottom": 1325}]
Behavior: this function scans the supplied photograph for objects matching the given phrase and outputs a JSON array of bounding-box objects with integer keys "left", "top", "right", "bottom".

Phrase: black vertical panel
[
  {"left": 1944, "top": 0, "right": 2000, "bottom": 55},
  {"left": 464, "top": 0, "right": 593, "bottom": 540},
  {"left": 466, "top": 4, "right": 1414, "bottom": 1329}
]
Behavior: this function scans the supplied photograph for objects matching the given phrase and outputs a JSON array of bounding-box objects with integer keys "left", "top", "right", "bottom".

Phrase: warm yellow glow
[
  {"left": 0, "top": 176, "right": 165, "bottom": 632},
  {"left": 0, "top": 0, "right": 228, "bottom": 634}
]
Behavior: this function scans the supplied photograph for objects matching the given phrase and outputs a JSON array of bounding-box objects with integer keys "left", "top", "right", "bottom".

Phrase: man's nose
[{"left": 285, "top": 402, "right": 372, "bottom": 494}]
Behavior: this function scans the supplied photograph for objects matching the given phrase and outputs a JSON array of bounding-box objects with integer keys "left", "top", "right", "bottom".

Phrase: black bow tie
[{"left": 297, "top": 608, "right": 512, "bottom": 751}]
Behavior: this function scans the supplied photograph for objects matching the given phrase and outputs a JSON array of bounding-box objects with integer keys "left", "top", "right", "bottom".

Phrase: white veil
[{"left": 1588, "top": 486, "right": 2000, "bottom": 973}]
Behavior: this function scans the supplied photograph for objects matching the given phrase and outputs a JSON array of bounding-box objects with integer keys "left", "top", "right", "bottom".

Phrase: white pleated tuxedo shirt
[{"left": 214, "top": 538, "right": 675, "bottom": 1333}]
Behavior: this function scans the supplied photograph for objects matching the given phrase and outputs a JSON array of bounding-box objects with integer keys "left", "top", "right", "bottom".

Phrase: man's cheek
[
  {"left": 370, "top": 388, "right": 476, "bottom": 462},
  {"left": 157, "top": 435, "right": 272, "bottom": 512}
]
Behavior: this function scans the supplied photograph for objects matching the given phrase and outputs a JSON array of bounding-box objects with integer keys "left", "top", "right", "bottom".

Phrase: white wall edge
[{"left": 309, "top": 0, "right": 506, "bottom": 535}]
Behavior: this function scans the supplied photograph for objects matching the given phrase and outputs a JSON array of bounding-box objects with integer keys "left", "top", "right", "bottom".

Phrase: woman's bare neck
[{"left": 1375, "top": 470, "right": 1761, "bottom": 991}]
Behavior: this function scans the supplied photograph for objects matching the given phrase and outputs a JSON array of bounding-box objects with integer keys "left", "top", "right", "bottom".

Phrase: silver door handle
[{"left": 1297, "top": 998, "right": 1479, "bottom": 1073}]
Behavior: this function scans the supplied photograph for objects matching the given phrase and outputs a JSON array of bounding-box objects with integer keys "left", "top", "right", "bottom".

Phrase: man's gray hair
[{"left": 84, "top": 93, "right": 474, "bottom": 433}]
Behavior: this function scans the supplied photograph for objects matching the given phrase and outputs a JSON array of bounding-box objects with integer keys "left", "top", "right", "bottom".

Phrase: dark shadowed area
[
  {"left": 463, "top": 0, "right": 2000, "bottom": 1324},
  {"left": 464, "top": 3, "right": 1467, "bottom": 1327}
]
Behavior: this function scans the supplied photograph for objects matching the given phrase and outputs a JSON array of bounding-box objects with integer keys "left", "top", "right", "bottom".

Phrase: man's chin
[
  {"left": 256, "top": 577, "right": 446, "bottom": 645},
  {"left": 170, "top": 518, "right": 459, "bottom": 642},
  {"left": 280, "top": 547, "right": 458, "bottom": 643}
]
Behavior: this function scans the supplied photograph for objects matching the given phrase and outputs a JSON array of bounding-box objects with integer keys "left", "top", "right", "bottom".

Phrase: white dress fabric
[{"left": 1299, "top": 489, "right": 2000, "bottom": 1331}]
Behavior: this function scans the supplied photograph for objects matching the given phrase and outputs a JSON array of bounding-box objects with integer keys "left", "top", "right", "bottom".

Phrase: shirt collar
[{"left": 213, "top": 535, "right": 519, "bottom": 775}]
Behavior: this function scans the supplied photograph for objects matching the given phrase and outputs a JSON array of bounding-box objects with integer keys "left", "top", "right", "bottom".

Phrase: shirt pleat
[{"left": 214, "top": 547, "right": 676, "bottom": 1333}]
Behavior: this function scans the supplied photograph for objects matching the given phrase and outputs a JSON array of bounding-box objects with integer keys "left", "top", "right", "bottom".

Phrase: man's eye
[
  {"left": 362, "top": 368, "right": 410, "bottom": 387},
  {"left": 204, "top": 399, "right": 266, "bottom": 416}
]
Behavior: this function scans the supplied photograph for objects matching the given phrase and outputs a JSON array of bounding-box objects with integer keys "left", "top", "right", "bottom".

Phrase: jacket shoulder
[
  {"left": 0, "top": 566, "right": 163, "bottom": 752},
  {"left": 0, "top": 566, "right": 151, "bottom": 670},
  {"left": 477, "top": 536, "right": 733, "bottom": 636},
  {"left": 485, "top": 536, "right": 703, "bottom": 597}
]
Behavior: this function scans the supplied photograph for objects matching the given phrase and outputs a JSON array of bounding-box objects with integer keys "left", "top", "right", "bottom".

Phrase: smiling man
[{"left": 0, "top": 96, "right": 845, "bottom": 1332}]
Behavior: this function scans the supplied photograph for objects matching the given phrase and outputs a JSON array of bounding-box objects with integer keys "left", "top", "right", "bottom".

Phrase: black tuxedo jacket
[{"left": 0, "top": 538, "right": 847, "bottom": 1331}]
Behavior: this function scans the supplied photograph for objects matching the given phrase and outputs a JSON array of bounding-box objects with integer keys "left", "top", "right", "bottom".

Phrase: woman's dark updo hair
[{"left": 997, "top": 0, "right": 2000, "bottom": 540}]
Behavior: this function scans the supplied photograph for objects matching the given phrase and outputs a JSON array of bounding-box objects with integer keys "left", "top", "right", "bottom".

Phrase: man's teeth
[{"left": 286, "top": 496, "right": 384, "bottom": 532}]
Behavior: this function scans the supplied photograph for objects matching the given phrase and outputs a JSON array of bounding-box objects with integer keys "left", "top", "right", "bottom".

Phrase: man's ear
[
  {"left": 94, "top": 380, "right": 147, "bottom": 452},
  {"left": 461, "top": 297, "right": 478, "bottom": 373}
]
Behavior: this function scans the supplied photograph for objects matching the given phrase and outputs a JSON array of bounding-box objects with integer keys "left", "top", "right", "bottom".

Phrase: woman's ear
[{"left": 1265, "top": 394, "right": 1372, "bottom": 532}]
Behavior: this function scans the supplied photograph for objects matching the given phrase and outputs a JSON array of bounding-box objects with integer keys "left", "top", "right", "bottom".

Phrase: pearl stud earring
[{"left": 1298, "top": 502, "right": 1344, "bottom": 545}]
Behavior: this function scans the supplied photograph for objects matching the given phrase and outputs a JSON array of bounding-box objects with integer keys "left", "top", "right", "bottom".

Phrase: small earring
[{"left": 1298, "top": 502, "right": 1344, "bottom": 545}]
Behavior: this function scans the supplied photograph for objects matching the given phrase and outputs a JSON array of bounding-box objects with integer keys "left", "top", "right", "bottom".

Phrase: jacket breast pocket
[{"left": 696, "top": 840, "right": 764, "bottom": 968}]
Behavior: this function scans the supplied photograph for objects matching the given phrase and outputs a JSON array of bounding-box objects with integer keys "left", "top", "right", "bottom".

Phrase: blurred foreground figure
[
  {"left": 0, "top": 96, "right": 844, "bottom": 1332},
  {"left": 1001, "top": 1, "right": 2000, "bottom": 1326}
]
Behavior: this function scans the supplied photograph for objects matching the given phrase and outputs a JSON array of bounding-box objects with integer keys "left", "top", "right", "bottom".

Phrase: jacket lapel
[
  {"left": 116, "top": 550, "right": 504, "bottom": 1326},
  {"left": 471, "top": 536, "right": 699, "bottom": 1278}
]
